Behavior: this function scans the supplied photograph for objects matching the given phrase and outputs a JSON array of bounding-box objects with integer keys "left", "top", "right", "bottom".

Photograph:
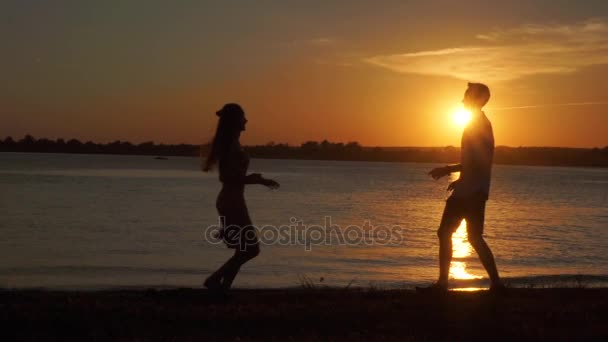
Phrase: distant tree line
[
  {"left": 0, "top": 135, "right": 197, "bottom": 156},
  {"left": 2, "top": 135, "right": 607, "bottom": 167}
]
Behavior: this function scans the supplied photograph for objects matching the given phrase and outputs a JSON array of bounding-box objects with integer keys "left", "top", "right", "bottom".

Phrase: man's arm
[
  {"left": 445, "top": 164, "right": 462, "bottom": 173},
  {"left": 428, "top": 164, "right": 461, "bottom": 180}
]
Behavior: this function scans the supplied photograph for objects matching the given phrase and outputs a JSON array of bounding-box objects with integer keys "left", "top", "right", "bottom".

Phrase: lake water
[{"left": 1, "top": 152, "right": 607, "bottom": 289}]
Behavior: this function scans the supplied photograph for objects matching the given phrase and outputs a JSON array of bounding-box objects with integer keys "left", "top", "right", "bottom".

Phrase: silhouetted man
[{"left": 421, "top": 82, "right": 504, "bottom": 293}]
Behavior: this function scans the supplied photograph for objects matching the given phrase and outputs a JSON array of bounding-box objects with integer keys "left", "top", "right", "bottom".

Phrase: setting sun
[{"left": 453, "top": 106, "right": 472, "bottom": 128}]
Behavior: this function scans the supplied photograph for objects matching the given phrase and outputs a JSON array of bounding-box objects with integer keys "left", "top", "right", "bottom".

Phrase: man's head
[{"left": 463, "top": 82, "right": 490, "bottom": 110}]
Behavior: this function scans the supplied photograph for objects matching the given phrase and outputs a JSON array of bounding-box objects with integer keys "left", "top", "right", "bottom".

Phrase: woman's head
[
  {"left": 216, "top": 103, "right": 248, "bottom": 132},
  {"left": 203, "top": 103, "right": 247, "bottom": 172}
]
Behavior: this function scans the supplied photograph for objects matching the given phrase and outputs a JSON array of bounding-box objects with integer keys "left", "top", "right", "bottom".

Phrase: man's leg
[
  {"left": 437, "top": 200, "right": 463, "bottom": 287},
  {"left": 468, "top": 235, "right": 500, "bottom": 285},
  {"left": 437, "top": 231, "right": 453, "bottom": 287},
  {"left": 466, "top": 201, "right": 501, "bottom": 286}
]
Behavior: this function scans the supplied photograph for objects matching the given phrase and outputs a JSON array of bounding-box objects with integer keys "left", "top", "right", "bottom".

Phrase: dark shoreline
[
  {"left": 2, "top": 288, "right": 606, "bottom": 341},
  {"left": 2, "top": 135, "right": 608, "bottom": 168}
]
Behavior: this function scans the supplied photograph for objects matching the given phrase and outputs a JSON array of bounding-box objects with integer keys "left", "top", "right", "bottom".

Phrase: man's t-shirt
[{"left": 451, "top": 112, "right": 494, "bottom": 200}]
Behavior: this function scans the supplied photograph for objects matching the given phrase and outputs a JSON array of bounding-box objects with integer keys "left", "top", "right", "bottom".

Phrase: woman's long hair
[{"left": 202, "top": 103, "right": 244, "bottom": 172}]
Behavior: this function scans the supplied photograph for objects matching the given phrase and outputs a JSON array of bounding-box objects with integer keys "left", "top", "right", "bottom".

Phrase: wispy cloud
[
  {"left": 366, "top": 19, "right": 608, "bottom": 81},
  {"left": 308, "top": 37, "right": 336, "bottom": 46},
  {"left": 489, "top": 101, "right": 608, "bottom": 111},
  {"left": 283, "top": 37, "right": 337, "bottom": 49}
]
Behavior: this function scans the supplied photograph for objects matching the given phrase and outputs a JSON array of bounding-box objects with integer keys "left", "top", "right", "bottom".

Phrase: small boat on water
[{"left": 154, "top": 156, "right": 168, "bottom": 160}]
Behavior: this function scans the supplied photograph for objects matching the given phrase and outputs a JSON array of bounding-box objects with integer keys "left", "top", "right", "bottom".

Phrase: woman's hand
[
  {"left": 246, "top": 173, "right": 279, "bottom": 189},
  {"left": 261, "top": 178, "right": 280, "bottom": 190},
  {"left": 248, "top": 173, "right": 264, "bottom": 183}
]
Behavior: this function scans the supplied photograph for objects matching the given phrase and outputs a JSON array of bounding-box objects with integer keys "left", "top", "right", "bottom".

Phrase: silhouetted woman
[{"left": 203, "top": 103, "right": 279, "bottom": 292}]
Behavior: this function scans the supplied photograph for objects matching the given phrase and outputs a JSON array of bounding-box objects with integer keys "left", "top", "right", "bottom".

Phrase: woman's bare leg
[{"left": 221, "top": 246, "right": 259, "bottom": 289}]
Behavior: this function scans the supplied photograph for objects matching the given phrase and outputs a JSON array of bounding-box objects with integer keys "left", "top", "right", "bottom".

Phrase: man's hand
[
  {"left": 428, "top": 166, "right": 450, "bottom": 180},
  {"left": 447, "top": 179, "right": 460, "bottom": 192}
]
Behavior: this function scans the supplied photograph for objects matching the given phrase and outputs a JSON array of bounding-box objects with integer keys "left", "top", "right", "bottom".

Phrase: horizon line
[{"left": 1, "top": 138, "right": 605, "bottom": 150}]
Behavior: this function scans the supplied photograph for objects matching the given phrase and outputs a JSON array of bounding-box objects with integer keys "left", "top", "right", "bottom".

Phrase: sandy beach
[{"left": 2, "top": 288, "right": 606, "bottom": 341}]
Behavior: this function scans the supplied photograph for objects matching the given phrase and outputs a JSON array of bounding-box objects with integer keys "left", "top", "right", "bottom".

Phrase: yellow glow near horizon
[{"left": 452, "top": 106, "right": 472, "bottom": 128}]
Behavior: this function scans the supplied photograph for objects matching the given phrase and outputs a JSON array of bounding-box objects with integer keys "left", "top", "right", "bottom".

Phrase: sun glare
[{"left": 452, "top": 106, "right": 472, "bottom": 128}]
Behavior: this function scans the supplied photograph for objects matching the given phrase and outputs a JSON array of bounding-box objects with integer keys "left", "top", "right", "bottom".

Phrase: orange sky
[{"left": 1, "top": 1, "right": 607, "bottom": 147}]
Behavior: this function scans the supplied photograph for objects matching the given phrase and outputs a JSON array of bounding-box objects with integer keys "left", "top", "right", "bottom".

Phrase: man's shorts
[{"left": 438, "top": 194, "right": 487, "bottom": 237}]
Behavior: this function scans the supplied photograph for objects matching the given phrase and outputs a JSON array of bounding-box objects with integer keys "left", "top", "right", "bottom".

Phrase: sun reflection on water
[
  {"left": 450, "top": 220, "right": 482, "bottom": 280},
  {"left": 452, "top": 287, "right": 486, "bottom": 292},
  {"left": 448, "top": 172, "right": 482, "bottom": 283}
]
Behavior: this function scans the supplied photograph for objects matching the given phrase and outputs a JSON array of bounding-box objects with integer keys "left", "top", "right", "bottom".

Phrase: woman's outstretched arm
[
  {"left": 221, "top": 166, "right": 279, "bottom": 189},
  {"left": 244, "top": 173, "right": 280, "bottom": 189}
]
